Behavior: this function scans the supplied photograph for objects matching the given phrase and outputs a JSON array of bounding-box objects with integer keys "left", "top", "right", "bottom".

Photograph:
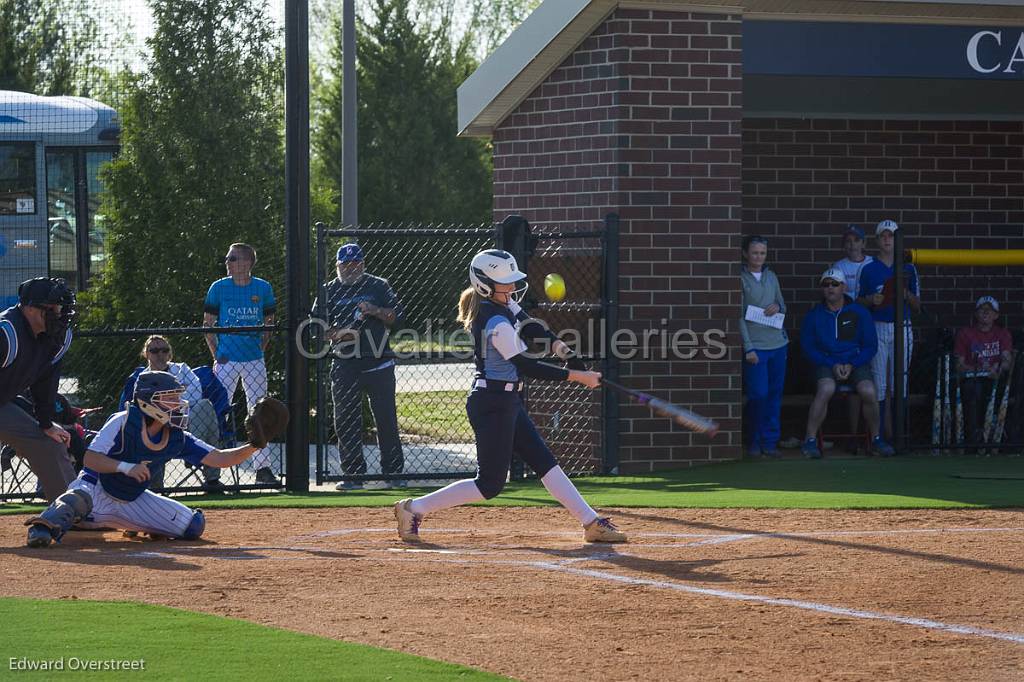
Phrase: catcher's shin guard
[{"left": 25, "top": 489, "right": 93, "bottom": 547}]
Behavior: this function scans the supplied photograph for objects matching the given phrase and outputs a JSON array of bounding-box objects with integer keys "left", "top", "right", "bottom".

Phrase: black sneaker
[
  {"left": 255, "top": 467, "right": 281, "bottom": 485},
  {"left": 203, "top": 478, "right": 226, "bottom": 493}
]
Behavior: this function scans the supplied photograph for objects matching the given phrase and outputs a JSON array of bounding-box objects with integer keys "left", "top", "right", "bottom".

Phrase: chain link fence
[{"left": 311, "top": 219, "right": 615, "bottom": 489}]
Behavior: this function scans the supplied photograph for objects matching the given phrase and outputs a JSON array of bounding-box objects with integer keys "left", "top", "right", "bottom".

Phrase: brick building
[{"left": 457, "top": 0, "right": 1024, "bottom": 472}]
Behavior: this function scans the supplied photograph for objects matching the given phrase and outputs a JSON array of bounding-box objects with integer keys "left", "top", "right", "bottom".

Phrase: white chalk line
[
  {"left": 534, "top": 562, "right": 1024, "bottom": 646},
  {"left": 292, "top": 525, "right": 1024, "bottom": 545},
  {"left": 120, "top": 533, "right": 1024, "bottom": 645}
]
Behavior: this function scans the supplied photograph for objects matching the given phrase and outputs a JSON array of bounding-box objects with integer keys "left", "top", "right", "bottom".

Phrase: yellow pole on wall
[{"left": 906, "top": 249, "right": 1024, "bottom": 267}]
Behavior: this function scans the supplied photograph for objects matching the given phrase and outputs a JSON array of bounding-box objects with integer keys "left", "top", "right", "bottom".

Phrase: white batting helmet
[{"left": 469, "top": 249, "right": 528, "bottom": 301}]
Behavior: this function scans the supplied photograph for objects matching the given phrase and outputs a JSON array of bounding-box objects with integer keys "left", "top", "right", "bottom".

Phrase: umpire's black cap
[{"left": 18, "top": 277, "right": 74, "bottom": 307}]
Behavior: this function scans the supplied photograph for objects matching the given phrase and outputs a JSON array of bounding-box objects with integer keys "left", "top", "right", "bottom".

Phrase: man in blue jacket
[{"left": 800, "top": 268, "right": 894, "bottom": 458}]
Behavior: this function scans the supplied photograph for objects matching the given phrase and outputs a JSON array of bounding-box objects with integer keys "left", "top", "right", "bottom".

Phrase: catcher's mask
[
  {"left": 18, "top": 277, "right": 76, "bottom": 340},
  {"left": 134, "top": 371, "right": 189, "bottom": 430}
]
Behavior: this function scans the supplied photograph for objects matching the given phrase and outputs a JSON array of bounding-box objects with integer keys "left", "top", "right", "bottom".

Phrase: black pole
[
  {"left": 498, "top": 215, "right": 528, "bottom": 480},
  {"left": 893, "top": 228, "right": 906, "bottom": 454},
  {"left": 284, "top": 0, "right": 310, "bottom": 492},
  {"left": 602, "top": 213, "right": 621, "bottom": 474},
  {"left": 314, "top": 222, "right": 325, "bottom": 486}
]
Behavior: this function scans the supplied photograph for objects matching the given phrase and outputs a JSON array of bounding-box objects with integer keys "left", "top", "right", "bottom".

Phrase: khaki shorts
[{"left": 815, "top": 363, "right": 873, "bottom": 386}]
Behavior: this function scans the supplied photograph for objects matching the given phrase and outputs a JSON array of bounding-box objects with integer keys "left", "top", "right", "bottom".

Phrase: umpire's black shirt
[{"left": 0, "top": 305, "right": 72, "bottom": 428}]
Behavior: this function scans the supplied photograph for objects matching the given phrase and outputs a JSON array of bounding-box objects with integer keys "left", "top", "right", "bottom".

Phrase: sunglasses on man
[
  {"left": 821, "top": 280, "right": 842, "bottom": 288},
  {"left": 147, "top": 347, "right": 171, "bottom": 354}
]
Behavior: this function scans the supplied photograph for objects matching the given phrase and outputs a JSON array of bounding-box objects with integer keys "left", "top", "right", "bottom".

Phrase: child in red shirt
[{"left": 954, "top": 296, "right": 1013, "bottom": 445}]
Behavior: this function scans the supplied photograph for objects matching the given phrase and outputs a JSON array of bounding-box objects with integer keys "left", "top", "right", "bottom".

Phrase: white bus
[{"left": 0, "top": 90, "right": 119, "bottom": 306}]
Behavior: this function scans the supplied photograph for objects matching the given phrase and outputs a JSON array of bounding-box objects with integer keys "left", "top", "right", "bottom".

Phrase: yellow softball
[{"left": 544, "top": 273, "right": 566, "bottom": 302}]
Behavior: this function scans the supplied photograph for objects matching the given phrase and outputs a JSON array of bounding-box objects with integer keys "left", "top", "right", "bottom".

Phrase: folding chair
[
  {"left": 192, "top": 365, "right": 240, "bottom": 486},
  {"left": 818, "top": 384, "right": 872, "bottom": 455}
]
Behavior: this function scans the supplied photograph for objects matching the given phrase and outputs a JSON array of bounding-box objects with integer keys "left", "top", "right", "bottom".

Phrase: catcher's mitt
[{"left": 245, "top": 397, "right": 290, "bottom": 449}]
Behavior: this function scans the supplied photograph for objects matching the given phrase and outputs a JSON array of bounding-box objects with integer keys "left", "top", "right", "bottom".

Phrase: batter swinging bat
[{"left": 602, "top": 378, "right": 719, "bottom": 437}]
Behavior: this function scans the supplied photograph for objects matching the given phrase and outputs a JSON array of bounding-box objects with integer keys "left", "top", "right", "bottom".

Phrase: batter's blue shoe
[{"left": 802, "top": 438, "right": 822, "bottom": 459}]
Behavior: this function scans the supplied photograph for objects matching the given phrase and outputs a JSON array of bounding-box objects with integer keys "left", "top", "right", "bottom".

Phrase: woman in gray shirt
[{"left": 740, "top": 236, "right": 789, "bottom": 457}]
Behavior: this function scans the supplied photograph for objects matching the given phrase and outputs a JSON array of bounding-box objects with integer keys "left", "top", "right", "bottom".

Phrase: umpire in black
[
  {"left": 313, "top": 244, "right": 405, "bottom": 490},
  {"left": 0, "top": 277, "right": 77, "bottom": 500}
]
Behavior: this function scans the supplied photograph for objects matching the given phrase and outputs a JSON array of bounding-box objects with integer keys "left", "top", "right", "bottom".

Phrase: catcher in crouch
[{"left": 24, "top": 370, "right": 288, "bottom": 548}]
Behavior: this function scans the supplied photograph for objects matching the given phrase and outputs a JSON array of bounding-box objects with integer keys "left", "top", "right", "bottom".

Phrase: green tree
[
  {"left": 82, "top": 0, "right": 285, "bottom": 328},
  {"left": 312, "top": 0, "right": 492, "bottom": 225},
  {"left": 0, "top": 0, "right": 133, "bottom": 97}
]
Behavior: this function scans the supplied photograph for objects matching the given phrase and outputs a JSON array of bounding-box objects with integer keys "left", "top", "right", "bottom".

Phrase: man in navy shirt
[
  {"left": 312, "top": 244, "right": 405, "bottom": 490},
  {"left": 857, "top": 220, "right": 921, "bottom": 440},
  {"left": 0, "top": 277, "right": 77, "bottom": 500}
]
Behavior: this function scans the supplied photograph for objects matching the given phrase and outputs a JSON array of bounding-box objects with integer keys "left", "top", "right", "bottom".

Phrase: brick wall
[
  {"left": 743, "top": 119, "right": 1024, "bottom": 317},
  {"left": 493, "top": 8, "right": 744, "bottom": 472},
  {"left": 743, "top": 119, "right": 1024, "bottom": 399}
]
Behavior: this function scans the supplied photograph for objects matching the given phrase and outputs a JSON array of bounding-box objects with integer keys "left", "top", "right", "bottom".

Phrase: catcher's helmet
[
  {"left": 469, "top": 249, "right": 528, "bottom": 302},
  {"left": 134, "top": 371, "right": 189, "bottom": 429}
]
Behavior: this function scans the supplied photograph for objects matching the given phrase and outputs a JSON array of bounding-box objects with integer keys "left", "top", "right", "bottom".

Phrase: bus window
[
  {"left": 0, "top": 142, "right": 37, "bottom": 215},
  {"left": 86, "top": 150, "right": 113, "bottom": 278},
  {"left": 46, "top": 150, "right": 78, "bottom": 289}
]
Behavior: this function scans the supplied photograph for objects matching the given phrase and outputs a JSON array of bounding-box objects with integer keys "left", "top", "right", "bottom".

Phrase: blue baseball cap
[
  {"left": 843, "top": 224, "right": 865, "bottom": 240},
  {"left": 336, "top": 244, "right": 364, "bottom": 263}
]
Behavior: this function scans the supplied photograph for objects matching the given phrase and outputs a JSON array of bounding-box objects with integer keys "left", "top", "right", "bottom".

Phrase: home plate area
[{"left": 2, "top": 507, "right": 1023, "bottom": 681}]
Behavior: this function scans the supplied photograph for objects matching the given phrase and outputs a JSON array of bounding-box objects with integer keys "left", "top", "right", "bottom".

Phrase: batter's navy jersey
[
  {"left": 472, "top": 301, "right": 528, "bottom": 382},
  {"left": 83, "top": 406, "right": 214, "bottom": 501}
]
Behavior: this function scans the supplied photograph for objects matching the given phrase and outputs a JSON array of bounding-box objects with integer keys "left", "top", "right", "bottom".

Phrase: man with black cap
[
  {"left": 0, "top": 277, "right": 77, "bottom": 500},
  {"left": 312, "top": 244, "right": 405, "bottom": 490}
]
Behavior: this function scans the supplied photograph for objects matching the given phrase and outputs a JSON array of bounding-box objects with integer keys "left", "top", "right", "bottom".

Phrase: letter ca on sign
[{"left": 967, "top": 30, "right": 1024, "bottom": 74}]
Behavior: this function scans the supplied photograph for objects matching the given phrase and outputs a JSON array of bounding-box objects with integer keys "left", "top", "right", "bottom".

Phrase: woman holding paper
[{"left": 740, "top": 235, "right": 789, "bottom": 458}]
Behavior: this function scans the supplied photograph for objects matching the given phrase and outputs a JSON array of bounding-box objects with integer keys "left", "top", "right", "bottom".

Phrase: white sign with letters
[{"left": 15, "top": 198, "right": 34, "bottom": 213}]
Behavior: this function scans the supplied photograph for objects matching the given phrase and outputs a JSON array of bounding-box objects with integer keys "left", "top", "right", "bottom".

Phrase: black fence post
[
  {"left": 602, "top": 213, "right": 621, "bottom": 474},
  {"left": 314, "top": 222, "right": 325, "bottom": 486},
  {"left": 284, "top": 0, "right": 311, "bottom": 493},
  {"left": 894, "top": 230, "right": 906, "bottom": 455},
  {"left": 498, "top": 215, "right": 529, "bottom": 481}
]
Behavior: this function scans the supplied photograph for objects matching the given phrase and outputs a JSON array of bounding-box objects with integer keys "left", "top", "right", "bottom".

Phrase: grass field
[
  {"left": 0, "top": 598, "right": 505, "bottom": 681},
  {"left": 4, "top": 456, "right": 1022, "bottom": 516},
  {"left": 394, "top": 390, "right": 472, "bottom": 440}
]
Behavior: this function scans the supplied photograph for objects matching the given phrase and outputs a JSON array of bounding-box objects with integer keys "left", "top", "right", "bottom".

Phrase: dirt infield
[{"left": 2, "top": 506, "right": 1023, "bottom": 681}]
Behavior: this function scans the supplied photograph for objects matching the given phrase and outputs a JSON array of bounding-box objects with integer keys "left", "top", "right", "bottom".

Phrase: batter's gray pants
[{"left": 0, "top": 402, "right": 76, "bottom": 501}]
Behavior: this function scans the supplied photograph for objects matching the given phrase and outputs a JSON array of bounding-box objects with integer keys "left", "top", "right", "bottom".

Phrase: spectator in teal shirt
[{"left": 203, "top": 243, "right": 279, "bottom": 485}]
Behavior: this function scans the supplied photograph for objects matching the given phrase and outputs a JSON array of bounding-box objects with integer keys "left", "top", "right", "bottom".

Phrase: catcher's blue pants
[{"left": 467, "top": 389, "right": 557, "bottom": 499}]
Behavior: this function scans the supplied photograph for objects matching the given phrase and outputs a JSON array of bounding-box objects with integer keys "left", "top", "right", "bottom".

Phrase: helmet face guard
[{"left": 137, "top": 389, "right": 189, "bottom": 430}]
